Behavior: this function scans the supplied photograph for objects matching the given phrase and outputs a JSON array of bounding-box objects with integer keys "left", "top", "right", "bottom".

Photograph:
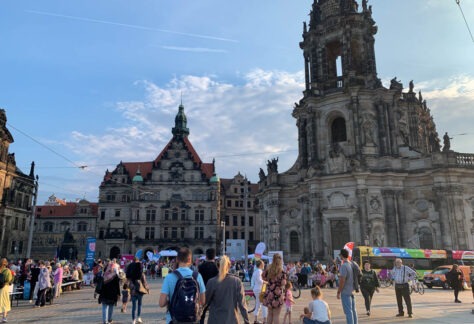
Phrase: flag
[{"left": 343, "top": 242, "right": 355, "bottom": 261}]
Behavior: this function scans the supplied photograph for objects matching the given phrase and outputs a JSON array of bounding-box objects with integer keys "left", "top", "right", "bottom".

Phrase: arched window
[
  {"left": 418, "top": 227, "right": 433, "bottom": 249},
  {"left": 290, "top": 231, "right": 299, "bottom": 253},
  {"left": 331, "top": 117, "right": 347, "bottom": 143}
]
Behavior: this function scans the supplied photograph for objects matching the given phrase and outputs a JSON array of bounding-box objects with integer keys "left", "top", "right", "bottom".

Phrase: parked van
[{"left": 423, "top": 265, "right": 471, "bottom": 289}]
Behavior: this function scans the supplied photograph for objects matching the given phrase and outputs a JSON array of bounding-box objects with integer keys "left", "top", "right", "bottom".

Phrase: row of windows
[
  {"left": 224, "top": 215, "right": 254, "bottom": 227},
  {"left": 225, "top": 200, "right": 252, "bottom": 208},
  {"left": 43, "top": 222, "right": 88, "bottom": 232},
  {"left": 101, "top": 208, "right": 207, "bottom": 222},
  {"left": 10, "top": 240, "right": 24, "bottom": 254},
  {"left": 142, "top": 226, "right": 206, "bottom": 240},
  {"left": 225, "top": 231, "right": 254, "bottom": 241},
  {"left": 11, "top": 217, "right": 26, "bottom": 231}
]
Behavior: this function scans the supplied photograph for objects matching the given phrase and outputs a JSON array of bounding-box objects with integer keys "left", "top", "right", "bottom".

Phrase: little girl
[
  {"left": 283, "top": 282, "right": 295, "bottom": 324},
  {"left": 121, "top": 282, "right": 130, "bottom": 313},
  {"left": 300, "top": 286, "right": 331, "bottom": 324}
]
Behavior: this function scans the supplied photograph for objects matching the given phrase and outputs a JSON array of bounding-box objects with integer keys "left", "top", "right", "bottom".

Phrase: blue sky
[{"left": 1, "top": 0, "right": 474, "bottom": 204}]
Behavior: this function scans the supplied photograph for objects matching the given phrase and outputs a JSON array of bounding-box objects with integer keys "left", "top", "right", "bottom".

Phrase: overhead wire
[{"left": 455, "top": 0, "right": 474, "bottom": 43}]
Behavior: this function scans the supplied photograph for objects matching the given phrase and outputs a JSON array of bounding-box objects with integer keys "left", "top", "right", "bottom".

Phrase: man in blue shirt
[
  {"left": 159, "top": 247, "right": 206, "bottom": 324},
  {"left": 337, "top": 249, "right": 358, "bottom": 324}
]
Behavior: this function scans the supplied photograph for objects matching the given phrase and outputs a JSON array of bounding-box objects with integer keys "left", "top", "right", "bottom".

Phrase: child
[
  {"left": 300, "top": 286, "right": 331, "bottom": 324},
  {"left": 121, "top": 282, "right": 130, "bottom": 313},
  {"left": 283, "top": 282, "right": 296, "bottom": 324}
]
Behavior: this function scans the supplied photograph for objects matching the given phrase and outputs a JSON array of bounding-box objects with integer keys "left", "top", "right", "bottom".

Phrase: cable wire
[{"left": 456, "top": 0, "right": 474, "bottom": 43}]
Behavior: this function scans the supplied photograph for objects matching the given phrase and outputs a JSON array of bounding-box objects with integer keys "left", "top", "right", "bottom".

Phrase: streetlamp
[
  {"left": 220, "top": 221, "right": 226, "bottom": 255},
  {"left": 26, "top": 175, "right": 39, "bottom": 258},
  {"left": 241, "top": 178, "right": 250, "bottom": 269}
]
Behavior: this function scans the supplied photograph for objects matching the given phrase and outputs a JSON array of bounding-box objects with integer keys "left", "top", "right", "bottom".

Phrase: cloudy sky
[{"left": 1, "top": 0, "right": 474, "bottom": 204}]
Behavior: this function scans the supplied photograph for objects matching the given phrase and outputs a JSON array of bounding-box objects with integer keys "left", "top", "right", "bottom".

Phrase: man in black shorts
[{"left": 198, "top": 248, "right": 219, "bottom": 324}]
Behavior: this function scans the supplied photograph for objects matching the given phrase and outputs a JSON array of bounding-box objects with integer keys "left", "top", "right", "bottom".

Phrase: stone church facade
[{"left": 257, "top": 0, "right": 474, "bottom": 261}]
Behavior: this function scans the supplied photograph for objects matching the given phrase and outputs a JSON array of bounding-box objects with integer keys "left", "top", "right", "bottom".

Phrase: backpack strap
[
  {"left": 192, "top": 271, "right": 200, "bottom": 293},
  {"left": 173, "top": 270, "right": 184, "bottom": 280}
]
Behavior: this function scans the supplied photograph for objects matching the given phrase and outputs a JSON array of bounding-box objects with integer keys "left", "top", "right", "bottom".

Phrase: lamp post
[
  {"left": 26, "top": 175, "right": 39, "bottom": 258},
  {"left": 241, "top": 177, "right": 250, "bottom": 269},
  {"left": 221, "top": 221, "right": 226, "bottom": 255}
]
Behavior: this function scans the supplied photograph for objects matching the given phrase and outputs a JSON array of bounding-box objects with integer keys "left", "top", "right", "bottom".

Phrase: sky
[{"left": 1, "top": 0, "right": 474, "bottom": 204}]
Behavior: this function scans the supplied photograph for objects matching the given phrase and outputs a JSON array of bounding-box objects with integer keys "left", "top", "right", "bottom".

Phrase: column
[
  {"left": 356, "top": 188, "right": 369, "bottom": 241},
  {"left": 382, "top": 190, "right": 398, "bottom": 246}
]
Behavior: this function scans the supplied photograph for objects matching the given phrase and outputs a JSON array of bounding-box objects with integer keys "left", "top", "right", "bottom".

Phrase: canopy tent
[{"left": 159, "top": 250, "right": 178, "bottom": 257}]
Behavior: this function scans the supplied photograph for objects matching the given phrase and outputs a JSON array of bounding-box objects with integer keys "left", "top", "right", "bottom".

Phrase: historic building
[
  {"left": 0, "top": 109, "right": 37, "bottom": 260},
  {"left": 33, "top": 195, "right": 98, "bottom": 260},
  {"left": 257, "top": 0, "right": 474, "bottom": 261},
  {"left": 220, "top": 173, "right": 260, "bottom": 254},
  {"left": 96, "top": 104, "right": 221, "bottom": 259}
]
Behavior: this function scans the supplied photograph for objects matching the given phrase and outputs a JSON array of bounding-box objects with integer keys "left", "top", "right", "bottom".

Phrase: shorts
[{"left": 285, "top": 305, "right": 292, "bottom": 313}]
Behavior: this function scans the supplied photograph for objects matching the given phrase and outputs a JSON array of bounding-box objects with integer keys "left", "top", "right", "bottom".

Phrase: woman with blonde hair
[
  {"left": 0, "top": 258, "right": 13, "bottom": 323},
  {"left": 262, "top": 253, "right": 287, "bottom": 324},
  {"left": 205, "top": 255, "right": 249, "bottom": 323}
]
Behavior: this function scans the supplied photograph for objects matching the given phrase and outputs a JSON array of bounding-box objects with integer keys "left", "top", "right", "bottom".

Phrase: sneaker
[
  {"left": 2, "top": 317, "right": 7, "bottom": 323},
  {"left": 395, "top": 313, "right": 404, "bottom": 317},
  {"left": 136, "top": 318, "right": 143, "bottom": 323},
  {"left": 366, "top": 311, "right": 370, "bottom": 316},
  {"left": 408, "top": 314, "right": 413, "bottom": 318}
]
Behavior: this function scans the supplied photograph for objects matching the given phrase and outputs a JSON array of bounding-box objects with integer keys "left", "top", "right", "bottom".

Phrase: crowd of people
[{"left": 0, "top": 249, "right": 473, "bottom": 324}]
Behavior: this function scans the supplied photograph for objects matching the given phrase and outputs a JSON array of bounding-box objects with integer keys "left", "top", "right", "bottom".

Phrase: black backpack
[
  {"left": 0, "top": 270, "right": 6, "bottom": 289},
  {"left": 169, "top": 270, "right": 201, "bottom": 323}
]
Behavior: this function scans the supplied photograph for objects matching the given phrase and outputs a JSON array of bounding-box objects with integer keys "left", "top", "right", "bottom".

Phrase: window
[
  {"left": 331, "top": 117, "right": 347, "bottom": 143},
  {"left": 60, "top": 222, "right": 71, "bottom": 232},
  {"left": 10, "top": 241, "right": 16, "bottom": 254},
  {"left": 171, "top": 227, "right": 178, "bottom": 239},
  {"left": 247, "top": 201, "right": 251, "bottom": 208},
  {"left": 234, "top": 200, "right": 239, "bottom": 208},
  {"left": 106, "top": 193, "right": 116, "bottom": 202},
  {"left": 195, "top": 209, "right": 204, "bottom": 222},
  {"left": 43, "top": 222, "right": 53, "bottom": 232},
  {"left": 121, "top": 194, "right": 128, "bottom": 202},
  {"left": 225, "top": 231, "right": 229, "bottom": 240},
  {"left": 135, "top": 210, "right": 140, "bottom": 221},
  {"left": 233, "top": 231, "right": 238, "bottom": 239},
  {"left": 21, "top": 219, "right": 26, "bottom": 231},
  {"left": 194, "top": 227, "right": 204, "bottom": 239},
  {"left": 100, "top": 210, "right": 105, "bottom": 220},
  {"left": 13, "top": 217, "right": 18, "bottom": 230},
  {"left": 18, "top": 241, "right": 23, "bottom": 253},
  {"left": 163, "top": 227, "right": 168, "bottom": 239},
  {"left": 77, "top": 222, "right": 87, "bottom": 232},
  {"left": 80, "top": 207, "right": 87, "bottom": 214},
  {"left": 146, "top": 210, "right": 156, "bottom": 222},
  {"left": 172, "top": 209, "right": 178, "bottom": 221},
  {"left": 115, "top": 209, "right": 121, "bottom": 217},
  {"left": 181, "top": 209, "right": 186, "bottom": 221},
  {"left": 241, "top": 216, "right": 245, "bottom": 226},
  {"left": 145, "top": 227, "right": 155, "bottom": 239},
  {"left": 99, "top": 230, "right": 104, "bottom": 239},
  {"left": 241, "top": 232, "right": 245, "bottom": 239},
  {"left": 249, "top": 231, "right": 254, "bottom": 241},
  {"left": 249, "top": 216, "right": 254, "bottom": 227},
  {"left": 290, "top": 231, "right": 300, "bottom": 253},
  {"left": 227, "top": 200, "right": 231, "bottom": 207},
  {"left": 180, "top": 227, "right": 185, "bottom": 239},
  {"left": 233, "top": 216, "right": 237, "bottom": 226},
  {"left": 164, "top": 210, "right": 169, "bottom": 220}
]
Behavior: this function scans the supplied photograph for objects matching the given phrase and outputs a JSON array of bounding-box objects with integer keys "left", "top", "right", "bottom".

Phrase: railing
[{"left": 455, "top": 153, "right": 474, "bottom": 167}]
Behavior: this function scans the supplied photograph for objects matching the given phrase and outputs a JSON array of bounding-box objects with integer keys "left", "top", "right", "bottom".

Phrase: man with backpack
[
  {"left": 159, "top": 247, "right": 206, "bottom": 324},
  {"left": 336, "top": 249, "right": 359, "bottom": 324}
]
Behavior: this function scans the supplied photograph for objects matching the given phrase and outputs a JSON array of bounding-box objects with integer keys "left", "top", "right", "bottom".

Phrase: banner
[{"left": 85, "top": 237, "right": 96, "bottom": 270}]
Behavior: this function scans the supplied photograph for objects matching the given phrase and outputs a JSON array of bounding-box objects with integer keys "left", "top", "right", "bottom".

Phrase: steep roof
[{"left": 36, "top": 202, "right": 98, "bottom": 218}]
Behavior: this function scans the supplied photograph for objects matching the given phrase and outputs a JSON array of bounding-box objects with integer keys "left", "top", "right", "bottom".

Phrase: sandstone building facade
[
  {"left": 0, "top": 109, "right": 37, "bottom": 260},
  {"left": 257, "top": 0, "right": 474, "bottom": 261}
]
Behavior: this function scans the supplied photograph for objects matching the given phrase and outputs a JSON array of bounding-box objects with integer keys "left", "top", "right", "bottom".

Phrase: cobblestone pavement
[{"left": 5, "top": 279, "right": 474, "bottom": 323}]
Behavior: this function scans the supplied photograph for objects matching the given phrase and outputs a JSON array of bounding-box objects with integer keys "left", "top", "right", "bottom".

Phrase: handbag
[
  {"left": 259, "top": 283, "right": 267, "bottom": 303},
  {"left": 137, "top": 279, "right": 149, "bottom": 294}
]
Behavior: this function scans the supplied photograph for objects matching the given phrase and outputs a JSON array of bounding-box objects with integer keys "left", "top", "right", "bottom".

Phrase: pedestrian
[
  {"left": 390, "top": 258, "right": 416, "bottom": 318},
  {"left": 121, "top": 282, "right": 130, "bottom": 313},
  {"left": 446, "top": 264, "right": 464, "bottom": 303},
  {"left": 282, "top": 281, "right": 295, "bottom": 324},
  {"left": 198, "top": 248, "right": 219, "bottom": 324},
  {"left": 129, "top": 271, "right": 149, "bottom": 324},
  {"left": 359, "top": 261, "right": 379, "bottom": 316},
  {"left": 0, "top": 258, "right": 14, "bottom": 323},
  {"left": 98, "top": 259, "right": 120, "bottom": 324},
  {"left": 159, "top": 247, "right": 206, "bottom": 324},
  {"left": 35, "top": 260, "right": 51, "bottom": 308},
  {"left": 300, "top": 286, "right": 331, "bottom": 324},
  {"left": 262, "top": 253, "right": 287, "bottom": 324},
  {"left": 251, "top": 260, "right": 268, "bottom": 324},
  {"left": 205, "top": 255, "right": 249, "bottom": 323},
  {"left": 336, "top": 249, "right": 358, "bottom": 324},
  {"left": 29, "top": 261, "right": 40, "bottom": 303},
  {"left": 53, "top": 263, "right": 63, "bottom": 299}
]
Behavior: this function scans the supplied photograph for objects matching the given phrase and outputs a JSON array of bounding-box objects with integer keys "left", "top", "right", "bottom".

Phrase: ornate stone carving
[{"left": 369, "top": 196, "right": 381, "bottom": 212}]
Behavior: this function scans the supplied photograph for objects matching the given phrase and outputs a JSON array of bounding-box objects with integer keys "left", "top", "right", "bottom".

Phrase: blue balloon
[{"left": 135, "top": 249, "right": 143, "bottom": 259}]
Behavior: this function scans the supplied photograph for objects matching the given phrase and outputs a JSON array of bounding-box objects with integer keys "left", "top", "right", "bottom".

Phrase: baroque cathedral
[{"left": 257, "top": 0, "right": 474, "bottom": 261}]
